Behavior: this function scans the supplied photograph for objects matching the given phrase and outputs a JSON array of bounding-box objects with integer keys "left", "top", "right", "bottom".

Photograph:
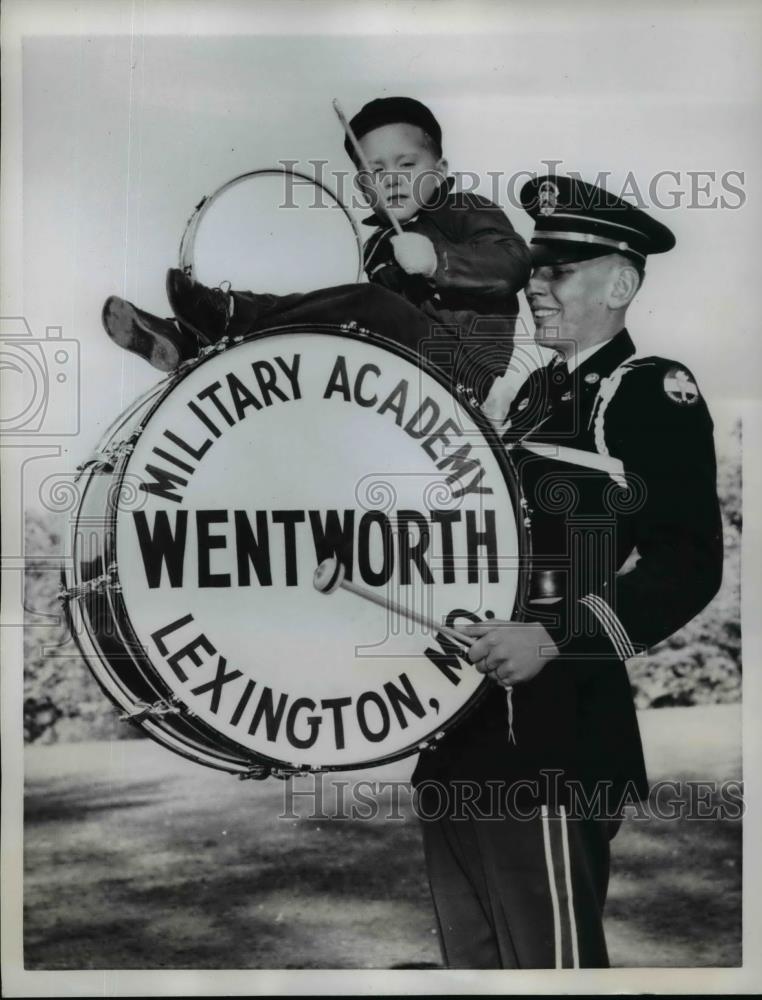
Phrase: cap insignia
[{"left": 538, "top": 180, "right": 560, "bottom": 217}]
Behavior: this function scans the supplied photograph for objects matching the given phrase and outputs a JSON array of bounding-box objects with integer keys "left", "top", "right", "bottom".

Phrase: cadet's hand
[
  {"left": 391, "top": 233, "right": 438, "bottom": 277},
  {"left": 464, "top": 621, "right": 559, "bottom": 687}
]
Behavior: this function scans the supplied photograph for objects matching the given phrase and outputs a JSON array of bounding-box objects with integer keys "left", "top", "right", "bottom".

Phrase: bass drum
[{"left": 63, "top": 326, "right": 530, "bottom": 776}]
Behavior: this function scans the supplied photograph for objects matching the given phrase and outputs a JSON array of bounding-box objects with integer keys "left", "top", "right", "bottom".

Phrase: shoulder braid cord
[{"left": 590, "top": 358, "right": 655, "bottom": 490}]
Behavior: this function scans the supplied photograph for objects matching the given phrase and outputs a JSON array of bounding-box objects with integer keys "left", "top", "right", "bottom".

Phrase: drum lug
[
  {"left": 103, "top": 433, "right": 140, "bottom": 466},
  {"left": 520, "top": 498, "right": 533, "bottom": 529},
  {"left": 238, "top": 763, "right": 275, "bottom": 781},
  {"left": 200, "top": 338, "right": 230, "bottom": 358},
  {"left": 59, "top": 562, "right": 120, "bottom": 603},
  {"left": 418, "top": 730, "right": 446, "bottom": 753},
  {"left": 340, "top": 320, "right": 374, "bottom": 338},
  {"left": 120, "top": 697, "right": 184, "bottom": 723},
  {"left": 74, "top": 459, "right": 101, "bottom": 482},
  {"left": 106, "top": 561, "right": 123, "bottom": 594},
  {"left": 456, "top": 383, "right": 479, "bottom": 410},
  {"left": 273, "top": 766, "right": 309, "bottom": 780},
  {"left": 76, "top": 435, "right": 140, "bottom": 480}
]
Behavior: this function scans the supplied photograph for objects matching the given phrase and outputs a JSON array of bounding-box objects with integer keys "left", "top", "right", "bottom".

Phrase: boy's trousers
[
  {"left": 227, "top": 282, "right": 515, "bottom": 401},
  {"left": 420, "top": 807, "right": 620, "bottom": 969}
]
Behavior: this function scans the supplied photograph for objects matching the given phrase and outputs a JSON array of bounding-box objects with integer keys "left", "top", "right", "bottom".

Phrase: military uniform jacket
[{"left": 413, "top": 329, "right": 723, "bottom": 809}]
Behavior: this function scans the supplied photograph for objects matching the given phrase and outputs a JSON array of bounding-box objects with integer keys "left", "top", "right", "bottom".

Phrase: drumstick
[
  {"left": 332, "top": 98, "right": 404, "bottom": 237},
  {"left": 313, "top": 556, "right": 473, "bottom": 649}
]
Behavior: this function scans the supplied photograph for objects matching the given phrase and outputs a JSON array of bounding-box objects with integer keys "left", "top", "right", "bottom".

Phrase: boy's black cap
[
  {"left": 520, "top": 174, "right": 675, "bottom": 267},
  {"left": 345, "top": 97, "right": 442, "bottom": 160}
]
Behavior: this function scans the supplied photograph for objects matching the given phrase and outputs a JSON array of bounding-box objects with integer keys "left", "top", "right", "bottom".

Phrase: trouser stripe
[
  {"left": 540, "top": 805, "right": 562, "bottom": 968},
  {"left": 559, "top": 805, "right": 580, "bottom": 968}
]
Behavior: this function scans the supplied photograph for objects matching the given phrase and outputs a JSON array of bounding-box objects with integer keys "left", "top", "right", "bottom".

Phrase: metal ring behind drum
[{"left": 178, "top": 166, "right": 364, "bottom": 285}]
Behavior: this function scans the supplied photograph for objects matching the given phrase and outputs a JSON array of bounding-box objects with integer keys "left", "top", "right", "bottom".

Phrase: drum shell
[
  {"left": 64, "top": 326, "right": 532, "bottom": 775},
  {"left": 64, "top": 382, "right": 265, "bottom": 774}
]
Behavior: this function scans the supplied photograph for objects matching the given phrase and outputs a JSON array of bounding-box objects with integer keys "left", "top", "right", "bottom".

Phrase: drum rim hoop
[{"left": 177, "top": 166, "right": 364, "bottom": 286}]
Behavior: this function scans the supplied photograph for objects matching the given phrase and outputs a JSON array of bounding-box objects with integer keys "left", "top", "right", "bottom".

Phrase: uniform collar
[
  {"left": 566, "top": 328, "right": 636, "bottom": 382},
  {"left": 565, "top": 339, "right": 612, "bottom": 374},
  {"left": 361, "top": 176, "right": 455, "bottom": 228}
]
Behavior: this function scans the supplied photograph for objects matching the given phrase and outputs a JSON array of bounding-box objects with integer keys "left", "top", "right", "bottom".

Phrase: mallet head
[{"left": 313, "top": 556, "right": 345, "bottom": 595}]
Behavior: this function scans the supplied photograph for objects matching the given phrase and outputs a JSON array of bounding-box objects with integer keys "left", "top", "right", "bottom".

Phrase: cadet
[
  {"left": 102, "top": 97, "right": 530, "bottom": 400},
  {"left": 414, "top": 175, "right": 724, "bottom": 969}
]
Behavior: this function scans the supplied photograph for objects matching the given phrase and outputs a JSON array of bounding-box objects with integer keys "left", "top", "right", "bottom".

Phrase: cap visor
[{"left": 530, "top": 243, "right": 616, "bottom": 266}]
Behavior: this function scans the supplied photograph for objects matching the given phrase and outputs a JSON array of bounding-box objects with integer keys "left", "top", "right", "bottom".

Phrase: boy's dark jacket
[{"left": 361, "top": 177, "right": 531, "bottom": 332}]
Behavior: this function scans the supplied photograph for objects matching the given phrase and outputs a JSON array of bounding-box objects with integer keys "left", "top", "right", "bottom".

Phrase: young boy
[{"left": 103, "top": 97, "right": 530, "bottom": 399}]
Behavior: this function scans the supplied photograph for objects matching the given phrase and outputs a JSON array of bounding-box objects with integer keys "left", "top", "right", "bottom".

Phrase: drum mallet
[
  {"left": 332, "top": 98, "right": 404, "bottom": 237},
  {"left": 313, "top": 556, "right": 473, "bottom": 650}
]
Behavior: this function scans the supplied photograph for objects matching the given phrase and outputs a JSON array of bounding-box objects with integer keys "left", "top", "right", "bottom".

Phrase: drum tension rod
[
  {"left": 120, "top": 697, "right": 183, "bottom": 723},
  {"left": 200, "top": 337, "right": 231, "bottom": 358},
  {"left": 238, "top": 765, "right": 309, "bottom": 782},
  {"left": 75, "top": 433, "right": 141, "bottom": 480},
  {"left": 238, "top": 765, "right": 272, "bottom": 781},
  {"left": 102, "top": 435, "right": 139, "bottom": 465}
]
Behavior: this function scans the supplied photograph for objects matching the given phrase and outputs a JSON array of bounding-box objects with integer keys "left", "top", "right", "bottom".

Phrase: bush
[{"left": 23, "top": 510, "right": 134, "bottom": 743}]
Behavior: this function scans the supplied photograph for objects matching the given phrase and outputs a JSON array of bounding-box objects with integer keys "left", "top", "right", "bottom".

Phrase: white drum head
[
  {"left": 184, "top": 169, "right": 362, "bottom": 294},
  {"left": 115, "top": 330, "right": 521, "bottom": 771}
]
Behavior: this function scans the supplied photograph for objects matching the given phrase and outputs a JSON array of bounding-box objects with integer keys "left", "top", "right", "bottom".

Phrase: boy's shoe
[
  {"left": 102, "top": 296, "right": 197, "bottom": 372},
  {"left": 166, "top": 269, "right": 231, "bottom": 343}
]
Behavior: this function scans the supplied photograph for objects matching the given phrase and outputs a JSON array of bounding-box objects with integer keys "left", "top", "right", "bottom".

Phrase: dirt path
[{"left": 23, "top": 705, "right": 741, "bottom": 969}]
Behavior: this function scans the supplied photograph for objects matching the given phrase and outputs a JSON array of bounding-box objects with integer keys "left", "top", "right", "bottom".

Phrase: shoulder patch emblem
[{"left": 663, "top": 366, "right": 699, "bottom": 405}]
